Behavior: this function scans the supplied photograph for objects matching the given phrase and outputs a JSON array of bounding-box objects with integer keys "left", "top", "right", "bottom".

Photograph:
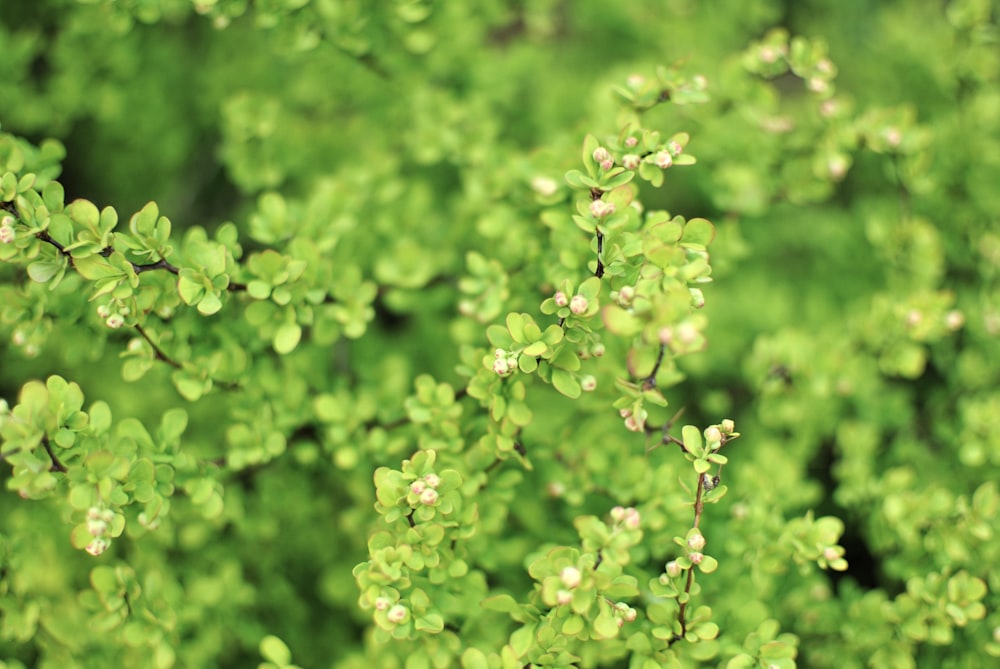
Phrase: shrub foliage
[{"left": 1, "top": 1, "right": 997, "bottom": 668}]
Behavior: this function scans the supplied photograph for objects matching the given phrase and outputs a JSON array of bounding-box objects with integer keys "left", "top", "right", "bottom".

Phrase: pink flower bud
[
  {"left": 493, "top": 358, "right": 510, "bottom": 375},
  {"left": 580, "top": 375, "right": 597, "bottom": 392},
  {"left": 823, "top": 547, "right": 840, "bottom": 561},
  {"left": 592, "top": 343, "right": 605, "bottom": 357},
  {"left": 570, "top": 295, "right": 588, "bottom": 315},
  {"left": 0, "top": 224, "right": 14, "bottom": 244},
  {"left": 553, "top": 291, "right": 569, "bottom": 307},
  {"left": 654, "top": 151, "right": 673, "bottom": 169},
  {"left": 386, "top": 604, "right": 408, "bottom": 623},
  {"left": 623, "top": 607, "right": 637, "bottom": 622},
  {"left": 668, "top": 141, "right": 684, "bottom": 156},
  {"left": 610, "top": 506, "right": 626, "bottom": 522},
  {"left": 556, "top": 589, "right": 573, "bottom": 605},
  {"left": 87, "top": 518, "right": 108, "bottom": 537},
  {"left": 600, "top": 158, "right": 614, "bottom": 171},
  {"left": 624, "top": 414, "right": 645, "bottom": 432},
  {"left": 665, "top": 560, "right": 682, "bottom": 578},
  {"left": 589, "top": 199, "right": 616, "bottom": 219},
  {"left": 676, "top": 322, "right": 698, "bottom": 345},
  {"left": 617, "top": 285, "right": 635, "bottom": 305},
  {"left": 85, "top": 538, "right": 109, "bottom": 557},
  {"left": 624, "top": 136, "right": 638, "bottom": 148},
  {"left": 760, "top": 46, "right": 778, "bottom": 63},
  {"left": 419, "top": 488, "right": 439, "bottom": 506},
  {"left": 658, "top": 327, "right": 673, "bottom": 345},
  {"left": 560, "top": 566, "right": 582, "bottom": 589},
  {"left": 423, "top": 473, "right": 440, "bottom": 488},
  {"left": 689, "top": 552, "right": 704, "bottom": 565},
  {"left": 619, "top": 408, "right": 632, "bottom": 419},
  {"left": 623, "top": 508, "right": 640, "bottom": 530},
  {"left": 106, "top": 314, "right": 124, "bottom": 329},
  {"left": 494, "top": 348, "right": 505, "bottom": 359},
  {"left": 592, "top": 147, "right": 611, "bottom": 165},
  {"left": 687, "top": 532, "right": 706, "bottom": 551},
  {"left": 622, "top": 154, "right": 640, "bottom": 170},
  {"left": 374, "top": 596, "right": 391, "bottom": 611},
  {"left": 410, "top": 480, "right": 427, "bottom": 495}
]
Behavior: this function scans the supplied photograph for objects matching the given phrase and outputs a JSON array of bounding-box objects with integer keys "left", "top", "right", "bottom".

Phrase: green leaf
[
  {"left": 682, "top": 426, "right": 703, "bottom": 456},
  {"left": 602, "top": 305, "right": 641, "bottom": 336},
  {"left": 552, "top": 369, "right": 581, "bottom": 398},
  {"left": 197, "top": 291, "right": 223, "bottom": 315},
  {"left": 460, "top": 648, "right": 490, "bottom": 669},
  {"left": 259, "top": 635, "right": 291, "bottom": 665},
  {"left": 682, "top": 218, "right": 715, "bottom": 247},
  {"left": 27, "top": 260, "right": 63, "bottom": 283},
  {"left": 69, "top": 199, "right": 100, "bottom": 229},
  {"left": 274, "top": 322, "right": 302, "bottom": 354},
  {"left": 726, "top": 654, "right": 756, "bottom": 669}
]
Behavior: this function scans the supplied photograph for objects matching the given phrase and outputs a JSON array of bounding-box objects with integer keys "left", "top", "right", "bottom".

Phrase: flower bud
[
  {"left": 822, "top": 546, "right": 840, "bottom": 561},
  {"left": 560, "top": 566, "right": 582, "bottom": 589},
  {"left": 945, "top": 310, "right": 964, "bottom": 330},
  {"left": 592, "top": 147, "right": 611, "bottom": 165},
  {"left": 410, "top": 480, "right": 427, "bottom": 495},
  {"left": 0, "top": 224, "right": 15, "bottom": 244},
  {"left": 580, "top": 375, "right": 597, "bottom": 392},
  {"left": 531, "top": 176, "right": 558, "bottom": 197},
  {"left": 87, "top": 517, "right": 108, "bottom": 537},
  {"left": 570, "top": 295, "right": 588, "bottom": 315},
  {"left": 658, "top": 326, "right": 673, "bottom": 345},
  {"left": 493, "top": 358, "right": 511, "bottom": 375},
  {"left": 654, "top": 151, "right": 673, "bottom": 169},
  {"left": 591, "top": 343, "right": 605, "bottom": 357},
  {"left": 589, "top": 199, "right": 616, "bottom": 219},
  {"left": 106, "top": 314, "right": 125, "bottom": 329},
  {"left": 721, "top": 419, "right": 735, "bottom": 434},
  {"left": 676, "top": 321, "right": 698, "bottom": 345},
  {"left": 617, "top": 285, "right": 635, "bottom": 306},
  {"left": 689, "top": 551, "right": 704, "bottom": 565},
  {"left": 689, "top": 287, "right": 705, "bottom": 308},
  {"left": 423, "top": 473, "right": 440, "bottom": 489},
  {"left": 687, "top": 532, "right": 706, "bottom": 551},
  {"left": 623, "top": 508, "right": 640, "bottom": 530},
  {"left": 665, "top": 560, "right": 682, "bottom": 578},
  {"left": 374, "top": 596, "right": 391, "bottom": 611},
  {"left": 624, "top": 414, "right": 645, "bottom": 432},
  {"left": 419, "top": 488, "right": 439, "bottom": 506},
  {"left": 668, "top": 141, "right": 684, "bottom": 156},
  {"left": 556, "top": 589, "right": 573, "bottom": 605},
  {"left": 97, "top": 304, "right": 111, "bottom": 319},
  {"left": 704, "top": 426, "right": 722, "bottom": 444},
  {"left": 553, "top": 291, "right": 568, "bottom": 307},
  {"left": 386, "top": 604, "right": 408, "bottom": 623},
  {"left": 622, "top": 607, "right": 637, "bottom": 622},
  {"left": 85, "top": 538, "right": 109, "bottom": 557},
  {"left": 610, "top": 506, "right": 626, "bottom": 522},
  {"left": 622, "top": 154, "right": 640, "bottom": 170},
  {"left": 624, "top": 136, "right": 639, "bottom": 148}
]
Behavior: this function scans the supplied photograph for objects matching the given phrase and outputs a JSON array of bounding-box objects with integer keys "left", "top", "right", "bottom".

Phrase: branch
[{"left": 41, "top": 435, "right": 68, "bottom": 473}]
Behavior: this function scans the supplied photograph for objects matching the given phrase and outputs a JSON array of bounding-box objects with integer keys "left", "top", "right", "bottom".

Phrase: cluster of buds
[
  {"left": 410, "top": 472, "right": 441, "bottom": 506},
  {"left": 704, "top": 419, "right": 737, "bottom": 449},
  {"left": 589, "top": 199, "right": 616, "bottom": 219},
  {"left": 96, "top": 303, "right": 129, "bottom": 330},
  {"left": 578, "top": 342, "right": 605, "bottom": 360},
  {"left": 592, "top": 147, "right": 614, "bottom": 171},
  {"left": 0, "top": 215, "right": 15, "bottom": 244},
  {"left": 613, "top": 285, "right": 635, "bottom": 307},
  {"left": 612, "top": 601, "right": 638, "bottom": 627},
  {"left": 619, "top": 407, "right": 647, "bottom": 433},
  {"left": 493, "top": 348, "right": 518, "bottom": 376},
  {"left": 85, "top": 506, "right": 116, "bottom": 556},
  {"left": 610, "top": 505, "right": 641, "bottom": 530}
]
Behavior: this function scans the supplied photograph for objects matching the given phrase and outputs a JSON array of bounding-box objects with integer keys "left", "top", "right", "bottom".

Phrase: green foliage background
[{"left": 1, "top": 0, "right": 998, "bottom": 668}]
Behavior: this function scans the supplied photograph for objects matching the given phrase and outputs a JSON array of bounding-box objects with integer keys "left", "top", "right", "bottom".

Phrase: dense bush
[{"left": 1, "top": 1, "right": 997, "bottom": 668}]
